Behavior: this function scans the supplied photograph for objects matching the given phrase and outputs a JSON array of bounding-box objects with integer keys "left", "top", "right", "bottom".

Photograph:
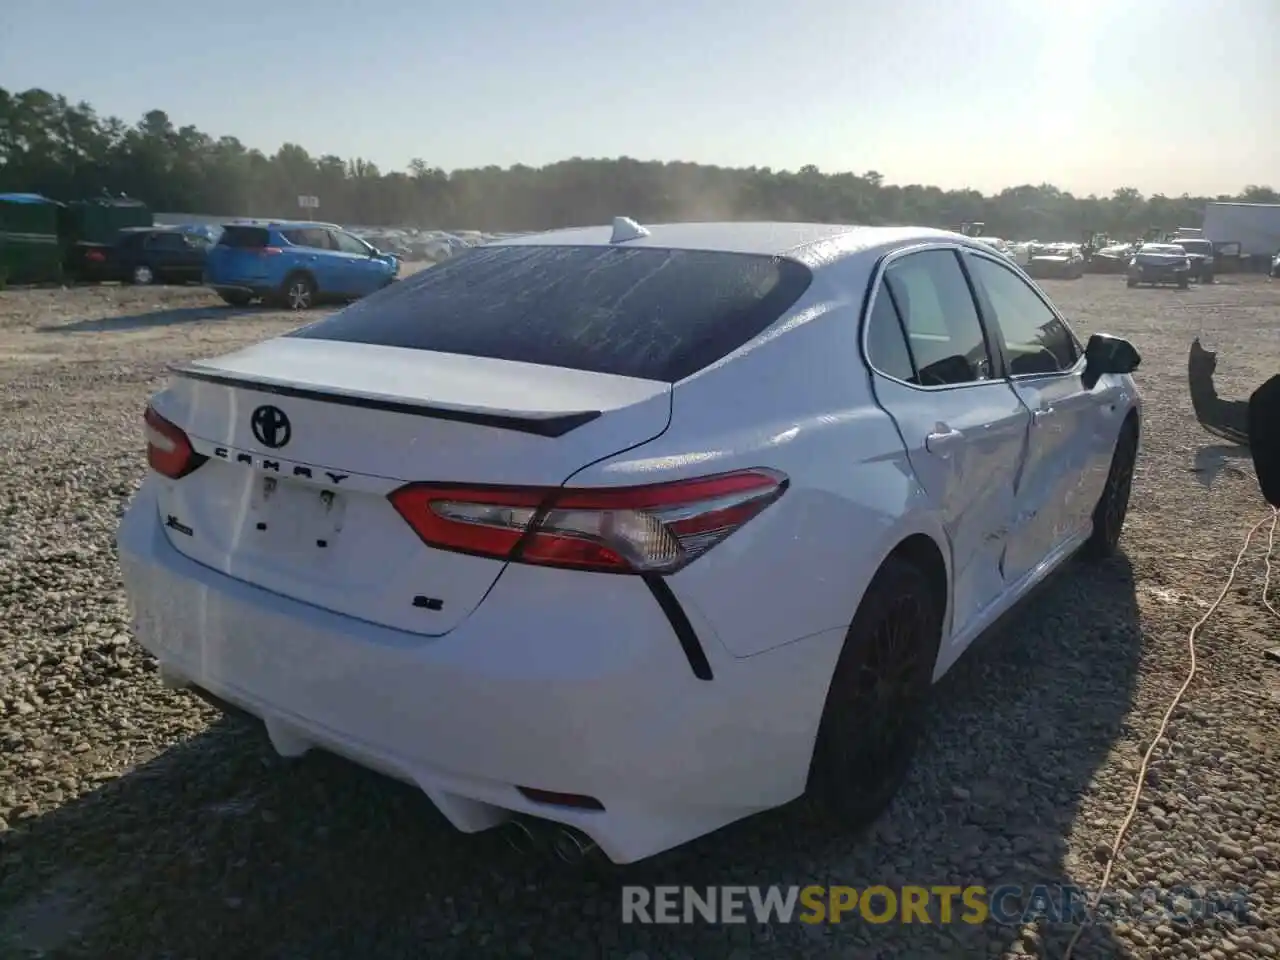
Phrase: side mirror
[
  {"left": 1082, "top": 333, "right": 1141, "bottom": 388},
  {"left": 1248, "top": 374, "right": 1280, "bottom": 507}
]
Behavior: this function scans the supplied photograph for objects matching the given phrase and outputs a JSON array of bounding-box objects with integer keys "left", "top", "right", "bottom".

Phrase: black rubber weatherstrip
[
  {"left": 642, "top": 574, "right": 714, "bottom": 681},
  {"left": 172, "top": 368, "right": 601, "bottom": 438}
]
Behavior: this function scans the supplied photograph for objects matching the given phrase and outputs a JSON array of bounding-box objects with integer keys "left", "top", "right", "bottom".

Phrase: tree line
[{"left": 2, "top": 86, "right": 1277, "bottom": 239}]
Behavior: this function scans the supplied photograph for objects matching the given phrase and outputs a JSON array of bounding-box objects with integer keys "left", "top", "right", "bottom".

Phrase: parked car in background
[
  {"left": 119, "top": 219, "right": 1143, "bottom": 864},
  {"left": 1127, "top": 243, "right": 1192, "bottom": 288},
  {"left": 1026, "top": 243, "right": 1086, "bottom": 280},
  {"left": 204, "top": 221, "right": 400, "bottom": 308},
  {"left": 81, "top": 226, "right": 212, "bottom": 285},
  {"left": 1089, "top": 242, "right": 1137, "bottom": 274},
  {"left": 971, "top": 236, "right": 1015, "bottom": 261},
  {"left": 1271, "top": 250, "right": 1280, "bottom": 278},
  {"left": 1172, "top": 238, "right": 1216, "bottom": 283}
]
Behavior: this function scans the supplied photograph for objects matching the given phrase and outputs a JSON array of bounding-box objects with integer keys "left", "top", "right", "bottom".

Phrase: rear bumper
[
  {"left": 1130, "top": 266, "right": 1188, "bottom": 283},
  {"left": 116, "top": 481, "right": 840, "bottom": 863}
]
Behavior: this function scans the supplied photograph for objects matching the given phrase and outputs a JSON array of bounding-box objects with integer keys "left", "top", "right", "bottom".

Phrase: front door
[
  {"left": 864, "top": 246, "right": 1031, "bottom": 638},
  {"left": 328, "top": 229, "right": 380, "bottom": 297},
  {"left": 963, "top": 251, "right": 1104, "bottom": 582}
]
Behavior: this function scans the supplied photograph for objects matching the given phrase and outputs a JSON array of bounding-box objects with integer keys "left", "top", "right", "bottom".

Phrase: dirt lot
[{"left": 0, "top": 274, "right": 1277, "bottom": 959}]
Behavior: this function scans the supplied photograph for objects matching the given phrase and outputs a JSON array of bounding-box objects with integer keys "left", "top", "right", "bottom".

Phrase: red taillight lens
[
  {"left": 256, "top": 246, "right": 283, "bottom": 256},
  {"left": 86, "top": 250, "right": 106, "bottom": 262},
  {"left": 387, "top": 469, "right": 788, "bottom": 574},
  {"left": 144, "top": 405, "right": 205, "bottom": 479}
]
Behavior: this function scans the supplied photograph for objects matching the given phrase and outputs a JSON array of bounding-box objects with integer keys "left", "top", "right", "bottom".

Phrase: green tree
[{"left": 0, "top": 85, "right": 1272, "bottom": 238}]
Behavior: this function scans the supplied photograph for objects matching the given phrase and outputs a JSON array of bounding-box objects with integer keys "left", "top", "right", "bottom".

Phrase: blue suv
[{"left": 205, "top": 221, "right": 400, "bottom": 309}]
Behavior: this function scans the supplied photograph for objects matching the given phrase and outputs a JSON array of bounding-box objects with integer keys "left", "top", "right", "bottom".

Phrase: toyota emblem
[{"left": 250, "top": 405, "right": 292, "bottom": 449}]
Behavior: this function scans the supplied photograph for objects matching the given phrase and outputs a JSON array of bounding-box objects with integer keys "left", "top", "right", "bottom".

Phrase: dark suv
[
  {"left": 1173, "top": 238, "right": 1216, "bottom": 283},
  {"left": 91, "top": 226, "right": 213, "bottom": 285}
]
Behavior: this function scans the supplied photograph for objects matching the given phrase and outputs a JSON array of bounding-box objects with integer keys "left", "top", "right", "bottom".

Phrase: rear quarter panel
[{"left": 566, "top": 270, "right": 951, "bottom": 659}]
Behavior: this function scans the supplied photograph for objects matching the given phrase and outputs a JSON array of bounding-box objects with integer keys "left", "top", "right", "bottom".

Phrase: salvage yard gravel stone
[{"left": 1, "top": 274, "right": 1278, "bottom": 959}]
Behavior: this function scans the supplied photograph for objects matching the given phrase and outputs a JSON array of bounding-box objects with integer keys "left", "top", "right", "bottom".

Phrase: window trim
[
  {"left": 145, "top": 231, "right": 185, "bottom": 251},
  {"left": 962, "top": 249, "right": 1087, "bottom": 382},
  {"left": 331, "top": 229, "right": 373, "bottom": 256},
  {"left": 858, "top": 241, "right": 1007, "bottom": 393}
]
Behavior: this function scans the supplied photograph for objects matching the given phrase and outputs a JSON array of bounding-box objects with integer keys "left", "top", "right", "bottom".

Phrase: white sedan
[{"left": 118, "top": 220, "right": 1143, "bottom": 864}]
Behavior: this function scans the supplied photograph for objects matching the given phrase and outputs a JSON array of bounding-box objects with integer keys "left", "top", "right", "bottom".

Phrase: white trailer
[{"left": 1201, "top": 202, "right": 1280, "bottom": 257}]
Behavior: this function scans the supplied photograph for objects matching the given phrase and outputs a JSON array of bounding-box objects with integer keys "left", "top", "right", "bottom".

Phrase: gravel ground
[{"left": 0, "top": 274, "right": 1277, "bottom": 960}]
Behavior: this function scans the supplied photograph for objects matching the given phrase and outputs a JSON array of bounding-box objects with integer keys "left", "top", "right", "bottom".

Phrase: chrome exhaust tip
[
  {"left": 502, "top": 818, "right": 538, "bottom": 855},
  {"left": 552, "top": 826, "right": 599, "bottom": 863}
]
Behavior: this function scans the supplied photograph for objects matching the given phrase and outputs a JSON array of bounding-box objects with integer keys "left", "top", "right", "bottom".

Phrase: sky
[{"left": 2, "top": 0, "right": 1276, "bottom": 197}]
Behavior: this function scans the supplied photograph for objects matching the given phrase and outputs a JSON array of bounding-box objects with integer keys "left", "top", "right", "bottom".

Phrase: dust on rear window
[
  {"left": 286, "top": 245, "right": 812, "bottom": 382},
  {"left": 218, "top": 226, "right": 270, "bottom": 248}
]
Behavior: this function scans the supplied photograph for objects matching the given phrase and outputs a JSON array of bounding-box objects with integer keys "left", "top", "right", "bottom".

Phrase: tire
[
  {"left": 281, "top": 272, "right": 316, "bottom": 310},
  {"left": 806, "top": 556, "right": 941, "bottom": 829},
  {"left": 131, "top": 264, "right": 155, "bottom": 285},
  {"left": 219, "top": 291, "right": 252, "bottom": 307},
  {"left": 1177, "top": 276, "right": 1189, "bottom": 289},
  {"left": 1126, "top": 276, "right": 1137, "bottom": 287},
  {"left": 1082, "top": 417, "right": 1138, "bottom": 561}
]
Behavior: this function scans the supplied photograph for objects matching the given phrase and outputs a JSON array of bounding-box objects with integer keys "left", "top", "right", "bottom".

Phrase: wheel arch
[
  {"left": 282, "top": 266, "right": 318, "bottom": 291},
  {"left": 852, "top": 521, "right": 954, "bottom": 672}
]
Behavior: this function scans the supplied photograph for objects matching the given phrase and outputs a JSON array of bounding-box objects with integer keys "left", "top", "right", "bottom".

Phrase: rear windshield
[
  {"left": 287, "top": 245, "right": 814, "bottom": 382},
  {"left": 218, "top": 225, "right": 270, "bottom": 248}
]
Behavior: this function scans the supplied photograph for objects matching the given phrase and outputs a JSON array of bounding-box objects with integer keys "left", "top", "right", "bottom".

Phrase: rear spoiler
[{"left": 168, "top": 365, "right": 601, "bottom": 438}]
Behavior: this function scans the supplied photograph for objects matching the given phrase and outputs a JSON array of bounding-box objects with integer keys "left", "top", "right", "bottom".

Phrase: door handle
[
  {"left": 1033, "top": 406, "right": 1055, "bottom": 422},
  {"left": 926, "top": 426, "right": 964, "bottom": 455}
]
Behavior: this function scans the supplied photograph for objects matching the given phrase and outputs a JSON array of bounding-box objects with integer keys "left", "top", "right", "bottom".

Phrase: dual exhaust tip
[{"left": 501, "top": 817, "right": 600, "bottom": 863}]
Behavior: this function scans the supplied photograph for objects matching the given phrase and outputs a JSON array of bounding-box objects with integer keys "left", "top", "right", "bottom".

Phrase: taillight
[
  {"left": 144, "top": 405, "right": 206, "bottom": 479},
  {"left": 86, "top": 250, "right": 106, "bottom": 262},
  {"left": 256, "top": 246, "right": 283, "bottom": 256},
  {"left": 387, "top": 469, "right": 788, "bottom": 575}
]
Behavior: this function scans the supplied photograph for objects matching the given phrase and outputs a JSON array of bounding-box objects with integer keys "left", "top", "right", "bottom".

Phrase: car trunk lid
[{"left": 151, "top": 337, "right": 672, "bottom": 635}]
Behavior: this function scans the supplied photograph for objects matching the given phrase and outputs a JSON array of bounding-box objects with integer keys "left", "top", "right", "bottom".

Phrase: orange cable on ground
[{"left": 1061, "top": 507, "right": 1280, "bottom": 960}]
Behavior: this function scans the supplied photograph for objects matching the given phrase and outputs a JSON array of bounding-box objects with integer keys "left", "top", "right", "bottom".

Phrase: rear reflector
[
  {"left": 144, "top": 405, "right": 206, "bottom": 479},
  {"left": 516, "top": 787, "right": 605, "bottom": 811},
  {"left": 387, "top": 468, "right": 788, "bottom": 575}
]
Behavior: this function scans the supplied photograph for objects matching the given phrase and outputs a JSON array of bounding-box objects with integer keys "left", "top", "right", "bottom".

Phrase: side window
[
  {"left": 331, "top": 231, "right": 371, "bottom": 256},
  {"left": 883, "top": 249, "right": 993, "bottom": 386},
  {"left": 966, "top": 255, "right": 1078, "bottom": 376},
  {"left": 146, "top": 232, "right": 184, "bottom": 251},
  {"left": 864, "top": 287, "right": 916, "bottom": 383},
  {"left": 281, "top": 228, "right": 331, "bottom": 250}
]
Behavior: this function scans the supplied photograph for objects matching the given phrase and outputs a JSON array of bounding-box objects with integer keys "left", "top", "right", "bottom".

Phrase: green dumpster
[{"left": 0, "top": 193, "right": 64, "bottom": 285}]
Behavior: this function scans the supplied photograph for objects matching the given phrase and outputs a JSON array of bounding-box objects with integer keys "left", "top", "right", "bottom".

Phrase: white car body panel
[
  {"left": 118, "top": 221, "right": 1142, "bottom": 863},
  {"left": 154, "top": 341, "right": 672, "bottom": 635}
]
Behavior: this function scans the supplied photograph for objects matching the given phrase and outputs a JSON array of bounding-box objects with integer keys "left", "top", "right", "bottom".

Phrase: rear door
[
  {"left": 280, "top": 227, "right": 343, "bottom": 293},
  {"left": 962, "top": 251, "right": 1112, "bottom": 579},
  {"left": 143, "top": 231, "right": 196, "bottom": 279},
  {"left": 153, "top": 243, "right": 813, "bottom": 636},
  {"left": 206, "top": 225, "right": 275, "bottom": 286},
  {"left": 863, "top": 246, "right": 1030, "bottom": 635}
]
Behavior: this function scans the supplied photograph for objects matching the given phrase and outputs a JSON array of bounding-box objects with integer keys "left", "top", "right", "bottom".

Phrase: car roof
[
  {"left": 222, "top": 220, "right": 340, "bottom": 230},
  {"left": 491, "top": 221, "right": 975, "bottom": 268}
]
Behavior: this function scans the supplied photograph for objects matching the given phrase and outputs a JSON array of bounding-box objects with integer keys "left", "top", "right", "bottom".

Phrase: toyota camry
[{"left": 118, "top": 219, "right": 1143, "bottom": 864}]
